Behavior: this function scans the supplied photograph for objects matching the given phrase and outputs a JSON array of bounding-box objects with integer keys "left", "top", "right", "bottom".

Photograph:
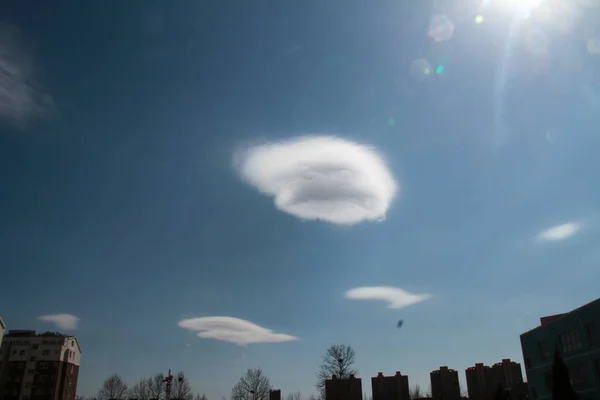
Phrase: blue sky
[{"left": 1, "top": 0, "right": 600, "bottom": 399}]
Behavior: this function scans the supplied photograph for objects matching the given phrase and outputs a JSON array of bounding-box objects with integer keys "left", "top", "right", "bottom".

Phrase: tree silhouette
[
  {"left": 551, "top": 347, "right": 577, "bottom": 400},
  {"left": 316, "top": 345, "right": 358, "bottom": 399},
  {"left": 231, "top": 368, "right": 272, "bottom": 400},
  {"left": 97, "top": 374, "right": 129, "bottom": 400}
]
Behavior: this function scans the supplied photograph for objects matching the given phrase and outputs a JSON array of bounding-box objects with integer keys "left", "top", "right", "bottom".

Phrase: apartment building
[
  {"left": 466, "top": 360, "right": 528, "bottom": 400},
  {"left": 0, "top": 330, "right": 81, "bottom": 400},
  {"left": 325, "top": 374, "right": 362, "bottom": 400},
  {"left": 269, "top": 389, "right": 281, "bottom": 400},
  {"left": 430, "top": 366, "right": 460, "bottom": 400},
  {"left": 520, "top": 297, "right": 600, "bottom": 400},
  {"left": 371, "top": 371, "right": 410, "bottom": 400}
]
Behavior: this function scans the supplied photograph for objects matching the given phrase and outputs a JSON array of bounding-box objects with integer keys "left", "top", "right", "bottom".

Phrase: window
[
  {"left": 32, "top": 344, "right": 38, "bottom": 349},
  {"left": 42, "top": 350, "right": 50, "bottom": 356},
  {"left": 27, "top": 369, "right": 34, "bottom": 374},
  {"left": 569, "top": 363, "right": 586, "bottom": 386},
  {"left": 40, "top": 375, "right": 46, "bottom": 382},
  {"left": 25, "top": 382, "right": 31, "bottom": 388},
  {"left": 561, "top": 330, "right": 583, "bottom": 353},
  {"left": 54, "top": 349, "right": 59, "bottom": 355},
  {"left": 587, "top": 322, "right": 598, "bottom": 346},
  {"left": 19, "top": 350, "right": 26, "bottom": 356},
  {"left": 525, "top": 357, "right": 532, "bottom": 369},
  {"left": 12, "top": 350, "right": 16, "bottom": 355},
  {"left": 539, "top": 341, "right": 550, "bottom": 360},
  {"left": 40, "top": 362, "right": 48, "bottom": 369}
]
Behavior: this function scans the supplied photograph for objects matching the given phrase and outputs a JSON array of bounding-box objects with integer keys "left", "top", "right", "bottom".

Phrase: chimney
[
  {"left": 377, "top": 372, "right": 383, "bottom": 377},
  {"left": 332, "top": 374, "right": 337, "bottom": 380},
  {"left": 396, "top": 371, "right": 401, "bottom": 376},
  {"left": 350, "top": 374, "right": 355, "bottom": 379}
]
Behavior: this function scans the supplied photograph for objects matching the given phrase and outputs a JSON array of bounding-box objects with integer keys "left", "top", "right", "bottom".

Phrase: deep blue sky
[{"left": 1, "top": 0, "right": 600, "bottom": 399}]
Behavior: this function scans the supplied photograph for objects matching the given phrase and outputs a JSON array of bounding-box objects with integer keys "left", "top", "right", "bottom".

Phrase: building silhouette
[
  {"left": 0, "top": 330, "right": 81, "bottom": 400},
  {"left": 466, "top": 363, "right": 493, "bottom": 400},
  {"left": 520, "top": 297, "right": 600, "bottom": 400},
  {"left": 371, "top": 371, "right": 410, "bottom": 400},
  {"left": 269, "top": 389, "right": 281, "bottom": 400},
  {"left": 431, "top": 366, "right": 460, "bottom": 400},
  {"left": 325, "top": 374, "right": 362, "bottom": 400},
  {"left": 466, "top": 360, "right": 528, "bottom": 400}
]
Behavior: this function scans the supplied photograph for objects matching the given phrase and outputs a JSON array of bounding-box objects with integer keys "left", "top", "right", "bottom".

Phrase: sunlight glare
[{"left": 496, "top": 0, "right": 545, "bottom": 14}]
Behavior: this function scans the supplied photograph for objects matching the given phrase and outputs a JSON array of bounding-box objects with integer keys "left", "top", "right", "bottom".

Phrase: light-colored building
[
  {"left": 520, "top": 297, "right": 600, "bottom": 400},
  {"left": 0, "top": 330, "right": 81, "bottom": 400},
  {"left": 430, "top": 366, "right": 460, "bottom": 400},
  {"left": 372, "top": 371, "right": 410, "bottom": 400},
  {"left": 325, "top": 374, "right": 362, "bottom": 400}
]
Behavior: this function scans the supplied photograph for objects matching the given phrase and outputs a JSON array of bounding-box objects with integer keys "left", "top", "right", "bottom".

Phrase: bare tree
[
  {"left": 172, "top": 371, "right": 194, "bottom": 400},
  {"left": 231, "top": 368, "right": 272, "bottom": 400},
  {"left": 98, "top": 374, "right": 129, "bottom": 400},
  {"left": 194, "top": 394, "right": 208, "bottom": 400},
  {"left": 316, "top": 345, "right": 358, "bottom": 399},
  {"left": 410, "top": 384, "right": 422, "bottom": 399},
  {"left": 286, "top": 392, "right": 302, "bottom": 400},
  {"left": 307, "top": 395, "right": 318, "bottom": 400},
  {"left": 130, "top": 378, "right": 152, "bottom": 400},
  {"left": 148, "top": 374, "right": 165, "bottom": 400},
  {"left": 425, "top": 384, "right": 432, "bottom": 398}
]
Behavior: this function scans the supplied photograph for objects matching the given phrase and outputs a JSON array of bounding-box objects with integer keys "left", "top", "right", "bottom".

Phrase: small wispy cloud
[
  {"left": 234, "top": 135, "right": 398, "bottom": 225},
  {"left": 37, "top": 314, "right": 80, "bottom": 330},
  {"left": 0, "top": 23, "right": 56, "bottom": 128},
  {"left": 345, "top": 286, "right": 432, "bottom": 309},
  {"left": 537, "top": 222, "right": 581, "bottom": 242},
  {"left": 178, "top": 316, "right": 298, "bottom": 346}
]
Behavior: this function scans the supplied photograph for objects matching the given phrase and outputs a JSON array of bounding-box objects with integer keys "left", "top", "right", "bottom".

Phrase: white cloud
[
  {"left": 234, "top": 135, "right": 398, "bottom": 225},
  {"left": 0, "top": 23, "right": 56, "bottom": 128},
  {"left": 177, "top": 316, "right": 298, "bottom": 346},
  {"left": 37, "top": 314, "right": 80, "bottom": 330},
  {"left": 345, "top": 286, "right": 432, "bottom": 309},
  {"left": 537, "top": 222, "right": 581, "bottom": 242}
]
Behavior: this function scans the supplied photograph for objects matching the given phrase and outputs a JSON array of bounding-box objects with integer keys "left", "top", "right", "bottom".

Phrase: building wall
[
  {"left": 430, "top": 367, "right": 460, "bottom": 400},
  {"left": 325, "top": 374, "right": 362, "bottom": 400},
  {"left": 0, "top": 331, "right": 82, "bottom": 400},
  {"left": 269, "top": 389, "right": 281, "bottom": 400},
  {"left": 465, "top": 363, "right": 493, "bottom": 400},
  {"left": 371, "top": 371, "right": 410, "bottom": 400},
  {"left": 520, "top": 298, "right": 600, "bottom": 400},
  {"left": 0, "top": 316, "right": 6, "bottom": 345}
]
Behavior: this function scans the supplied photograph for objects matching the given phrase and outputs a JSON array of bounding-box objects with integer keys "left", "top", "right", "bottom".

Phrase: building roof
[
  {"left": 520, "top": 296, "right": 600, "bottom": 336},
  {"left": 4, "top": 330, "right": 82, "bottom": 353},
  {"left": 0, "top": 316, "right": 5, "bottom": 330}
]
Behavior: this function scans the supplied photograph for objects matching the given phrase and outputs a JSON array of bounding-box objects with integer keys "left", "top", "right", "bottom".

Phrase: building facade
[
  {"left": 520, "top": 297, "right": 600, "bottom": 400},
  {"left": 430, "top": 366, "right": 460, "bottom": 400},
  {"left": 0, "top": 330, "right": 81, "bottom": 400},
  {"left": 466, "top": 360, "right": 528, "bottom": 400},
  {"left": 325, "top": 374, "right": 362, "bottom": 400},
  {"left": 0, "top": 317, "right": 5, "bottom": 345},
  {"left": 371, "top": 371, "right": 410, "bottom": 400},
  {"left": 269, "top": 389, "right": 281, "bottom": 400}
]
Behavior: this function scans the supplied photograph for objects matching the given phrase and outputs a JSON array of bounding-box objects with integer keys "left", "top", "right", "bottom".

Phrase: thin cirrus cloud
[
  {"left": 345, "top": 286, "right": 432, "bottom": 309},
  {"left": 178, "top": 316, "right": 298, "bottom": 346},
  {"left": 234, "top": 135, "right": 398, "bottom": 225},
  {"left": 37, "top": 314, "right": 80, "bottom": 331},
  {"left": 0, "top": 23, "right": 56, "bottom": 128},
  {"left": 537, "top": 222, "right": 581, "bottom": 242}
]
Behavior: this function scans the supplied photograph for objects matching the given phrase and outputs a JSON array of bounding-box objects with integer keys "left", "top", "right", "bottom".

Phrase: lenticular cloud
[{"left": 234, "top": 136, "right": 398, "bottom": 225}]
